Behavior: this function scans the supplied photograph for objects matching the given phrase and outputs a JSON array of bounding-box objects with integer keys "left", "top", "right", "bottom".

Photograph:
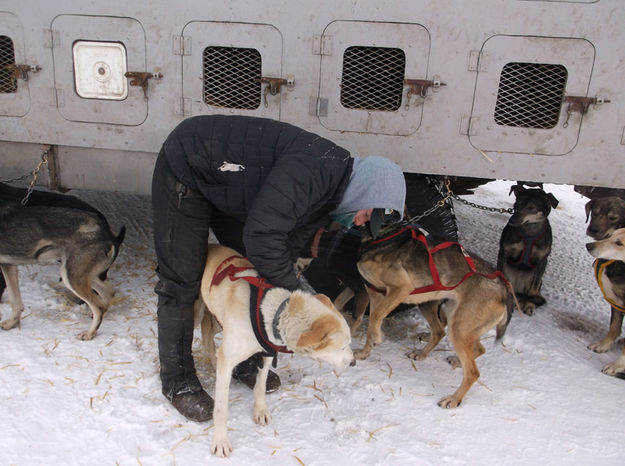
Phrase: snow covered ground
[{"left": 1, "top": 180, "right": 624, "bottom": 465}]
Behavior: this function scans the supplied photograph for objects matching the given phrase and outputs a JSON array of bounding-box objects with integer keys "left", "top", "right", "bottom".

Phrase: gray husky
[{"left": 0, "top": 201, "right": 125, "bottom": 340}]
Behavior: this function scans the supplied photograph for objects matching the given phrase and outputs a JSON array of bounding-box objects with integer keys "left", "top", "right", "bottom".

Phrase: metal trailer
[{"left": 0, "top": 0, "right": 623, "bottom": 196}]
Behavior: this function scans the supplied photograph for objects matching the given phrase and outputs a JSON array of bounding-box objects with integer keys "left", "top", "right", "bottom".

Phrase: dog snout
[
  {"left": 586, "top": 242, "right": 596, "bottom": 253},
  {"left": 350, "top": 358, "right": 356, "bottom": 367}
]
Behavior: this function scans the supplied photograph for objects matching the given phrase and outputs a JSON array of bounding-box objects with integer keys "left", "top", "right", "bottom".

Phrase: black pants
[{"left": 152, "top": 154, "right": 245, "bottom": 399}]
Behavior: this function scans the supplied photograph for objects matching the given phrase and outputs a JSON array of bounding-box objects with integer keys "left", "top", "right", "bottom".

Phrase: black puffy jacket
[{"left": 161, "top": 115, "right": 353, "bottom": 290}]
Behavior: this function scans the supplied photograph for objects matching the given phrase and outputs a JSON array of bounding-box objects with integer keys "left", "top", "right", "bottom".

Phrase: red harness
[
  {"left": 211, "top": 255, "right": 291, "bottom": 356},
  {"left": 362, "top": 226, "right": 510, "bottom": 295}
]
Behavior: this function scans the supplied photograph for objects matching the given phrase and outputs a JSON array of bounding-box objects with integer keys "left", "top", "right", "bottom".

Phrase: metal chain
[
  {"left": 1, "top": 146, "right": 50, "bottom": 205},
  {"left": 452, "top": 193, "right": 513, "bottom": 214},
  {"left": 405, "top": 177, "right": 513, "bottom": 222}
]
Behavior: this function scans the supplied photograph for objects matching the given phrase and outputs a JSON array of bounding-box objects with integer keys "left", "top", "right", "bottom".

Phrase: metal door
[
  {"left": 0, "top": 12, "right": 30, "bottom": 117},
  {"left": 181, "top": 21, "right": 283, "bottom": 119},
  {"left": 317, "top": 20, "right": 430, "bottom": 136},
  {"left": 469, "top": 35, "right": 595, "bottom": 155},
  {"left": 51, "top": 14, "right": 148, "bottom": 125}
]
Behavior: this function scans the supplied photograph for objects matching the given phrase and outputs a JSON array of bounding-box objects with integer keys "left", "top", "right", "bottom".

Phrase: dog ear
[
  {"left": 585, "top": 200, "right": 594, "bottom": 223},
  {"left": 547, "top": 193, "right": 559, "bottom": 209},
  {"left": 296, "top": 315, "right": 335, "bottom": 350},
  {"left": 509, "top": 185, "right": 524, "bottom": 196},
  {"left": 314, "top": 293, "right": 334, "bottom": 308}
]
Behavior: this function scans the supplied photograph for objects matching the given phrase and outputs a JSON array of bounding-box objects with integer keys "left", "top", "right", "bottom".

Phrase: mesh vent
[
  {"left": 0, "top": 35, "right": 17, "bottom": 93},
  {"left": 494, "top": 62, "right": 567, "bottom": 129},
  {"left": 340, "top": 46, "right": 406, "bottom": 111},
  {"left": 203, "top": 46, "right": 262, "bottom": 109}
]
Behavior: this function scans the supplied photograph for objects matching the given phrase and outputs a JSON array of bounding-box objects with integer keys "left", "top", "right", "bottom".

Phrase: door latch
[
  {"left": 563, "top": 95, "right": 610, "bottom": 128},
  {"left": 5, "top": 64, "right": 41, "bottom": 81},
  {"left": 404, "top": 77, "right": 446, "bottom": 109}
]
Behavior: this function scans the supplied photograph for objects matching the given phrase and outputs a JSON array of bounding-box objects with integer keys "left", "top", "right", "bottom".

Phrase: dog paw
[
  {"left": 76, "top": 330, "right": 96, "bottom": 341},
  {"left": 253, "top": 408, "right": 271, "bottom": 426},
  {"left": 446, "top": 355, "right": 461, "bottom": 369},
  {"left": 406, "top": 349, "right": 428, "bottom": 361},
  {"left": 211, "top": 436, "right": 233, "bottom": 458},
  {"left": 1, "top": 318, "right": 19, "bottom": 330},
  {"left": 521, "top": 302, "right": 536, "bottom": 316},
  {"left": 438, "top": 395, "right": 461, "bottom": 409},
  {"left": 601, "top": 361, "right": 625, "bottom": 376},
  {"left": 588, "top": 340, "right": 613, "bottom": 353},
  {"left": 353, "top": 347, "right": 371, "bottom": 360}
]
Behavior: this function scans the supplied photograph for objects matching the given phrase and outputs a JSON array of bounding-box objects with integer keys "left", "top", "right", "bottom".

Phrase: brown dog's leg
[
  {"left": 602, "top": 345, "right": 625, "bottom": 376},
  {"left": 354, "top": 286, "right": 411, "bottom": 360},
  {"left": 588, "top": 307, "right": 623, "bottom": 353},
  {"left": 62, "top": 266, "right": 109, "bottom": 341},
  {"left": 438, "top": 326, "right": 481, "bottom": 409},
  {"left": 0, "top": 265, "right": 24, "bottom": 330},
  {"left": 407, "top": 301, "right": 446, "bottom": 361},
  {"left": 349, "top": 291, "right": 370, "bottom": 334}
]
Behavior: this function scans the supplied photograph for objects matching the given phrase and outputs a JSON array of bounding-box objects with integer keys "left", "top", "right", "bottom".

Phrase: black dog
[
  {"left": 497, "top": 185, "right": 558, "bottom": 315},
  {"left": 0, "top": 182, "right": 125, "bottom": 302}
]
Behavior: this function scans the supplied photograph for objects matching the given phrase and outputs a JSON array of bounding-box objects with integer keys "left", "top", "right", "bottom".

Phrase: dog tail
[
  {"left": 112, "top": 226, "right": 127, "bottom": 262},
  {"left": 495, "top": 288, "right": 515, "bottom": 342}
]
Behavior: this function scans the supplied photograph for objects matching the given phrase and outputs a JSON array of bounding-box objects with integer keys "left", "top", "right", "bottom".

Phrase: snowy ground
[{"left": 1, "top": 180, "right": 624, "bottom": 466}]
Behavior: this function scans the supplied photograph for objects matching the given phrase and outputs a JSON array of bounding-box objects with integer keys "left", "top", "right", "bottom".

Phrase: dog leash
[{"left": 211, "top": 255, "right": 292, "bottom": 364}]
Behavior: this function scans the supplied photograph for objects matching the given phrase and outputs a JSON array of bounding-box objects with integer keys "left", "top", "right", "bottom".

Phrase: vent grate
[
  {"left": 203, "top": 46, "right": 262, "bottom": 109},
  {"left": 0, "top": 35, "right": 17, "bottom": 93},
  {"left": 340, "top": 46, "right": 406, "bottom": 111},
  {"left": 494, "top": 62, "right": 567, "bottom": 129}
]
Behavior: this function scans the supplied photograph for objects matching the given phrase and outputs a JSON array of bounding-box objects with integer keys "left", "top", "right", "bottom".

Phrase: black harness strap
[{"left": 211, "top": 255, "right": 293, "bottom": 366}]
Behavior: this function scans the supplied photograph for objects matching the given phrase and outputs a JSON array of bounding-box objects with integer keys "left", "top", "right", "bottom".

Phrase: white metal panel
[
  {"left": 0, "top": 12, "right": 29, "bottom": 117},
  {"left": 318, "top": 21, "right": 430, "bottom": 136},
  {"left": 181, "top": 21, "right": 283, "bottom": 119},
  {"left": 51, "top": 15, "right": 147, "bottom": 125},
  {"left": 469, "top": 35, "right": 595, "bottom": 155},
  {"left": 73, "top": 41, "right": 128, "bottom": 100}
]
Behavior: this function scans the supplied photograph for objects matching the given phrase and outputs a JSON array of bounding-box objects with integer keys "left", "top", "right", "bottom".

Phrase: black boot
[
  {"left": 232, "top": 353, "right": 281, "bottom": 393},
  {"left": 158, "top": 301, "right": 214, "bottom": 422}
]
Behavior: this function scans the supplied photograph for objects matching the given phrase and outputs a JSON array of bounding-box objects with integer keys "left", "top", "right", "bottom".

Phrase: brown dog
[
  {"left": 585, "top": 197, "right": 625, "bottom": 376},
  {"left": 353, "top": 226, "right": 514, "bottom": 408},
  {"left": 197, "top": 244, "right": 354, "bottom": 457}
]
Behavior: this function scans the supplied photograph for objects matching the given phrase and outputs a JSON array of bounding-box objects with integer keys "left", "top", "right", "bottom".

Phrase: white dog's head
[
  {"left": 281, "top": 291, "right": 355, "bottom": 369},
  {"left": 586, "top": 227, "right": 625, "bottom": 262}
]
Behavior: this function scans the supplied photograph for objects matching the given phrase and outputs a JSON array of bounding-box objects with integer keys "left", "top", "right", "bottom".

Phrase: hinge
[
  {"left": 309, "top": 97, "right": 328, "bottom": 117},
  {"left": 44, "top": 29, "right": 60, "bottom": 48},
  {"left": 173, "top": 36, "right": 191, "bottom": 56},
  {"left": 621, "top": 127, "right": 625, "bottom": 146},
  {"left": 174, "top": 97, "right": 191, "bottom": 116},
  {"left": 460, "top": 115, "right": 479, "bottom": 136},
  {"left": 468, "top": 50, "right": 488, "bottom": 72},
  {"left": 312, "top": 34, "right": 332, "bottom": 55}
]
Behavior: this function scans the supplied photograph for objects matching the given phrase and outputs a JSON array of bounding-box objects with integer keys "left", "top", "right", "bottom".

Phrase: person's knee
[{"left": 155, "top": 279, "right": 200, "bottom": 308}]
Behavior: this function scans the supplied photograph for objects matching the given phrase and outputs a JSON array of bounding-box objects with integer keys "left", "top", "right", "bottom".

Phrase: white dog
[{"left": 196, "top": 244, "right": 354, "bottom": 457}]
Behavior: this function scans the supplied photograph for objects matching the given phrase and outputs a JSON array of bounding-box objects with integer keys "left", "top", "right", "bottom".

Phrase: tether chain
[
  {"left": 451, "top": 193, "right": 514, "bottom": 214},
  {"left": 405, "top": 177, "right": 513, "bottom": 223},
  {"left": 1, "top": 146, "right": 50, "bottom": 205}
]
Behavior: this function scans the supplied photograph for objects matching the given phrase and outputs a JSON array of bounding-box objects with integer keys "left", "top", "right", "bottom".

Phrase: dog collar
[
  {"left": 593, "top": 259, "right": 625, "bottom": 313},
  {"left": 271, "top": 297, "right": 289, "bottom": 344}
]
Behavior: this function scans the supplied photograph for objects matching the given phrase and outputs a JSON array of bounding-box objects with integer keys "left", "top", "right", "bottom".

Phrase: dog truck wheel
[{"left": 404, "top": 173, "right": 458, "bottom": 241}]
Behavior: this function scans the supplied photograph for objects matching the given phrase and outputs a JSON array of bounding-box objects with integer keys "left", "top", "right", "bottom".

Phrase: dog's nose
[{"left": 350, "top": 358, "right": 356, "bottom": 367}]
